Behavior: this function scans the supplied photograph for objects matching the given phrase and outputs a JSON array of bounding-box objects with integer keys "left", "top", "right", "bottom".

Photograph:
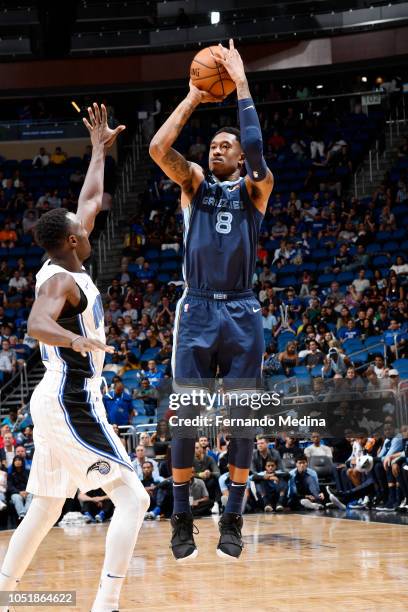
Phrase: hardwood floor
[{"left": 0, "top": 513, "right": 407, "bottom": 611}]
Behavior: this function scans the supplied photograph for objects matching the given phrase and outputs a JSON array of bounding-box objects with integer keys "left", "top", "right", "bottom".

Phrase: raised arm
[
  {"left": 215, "top": 40, "right": 274, "bottom": 214},
  {"left": 149, "top": 83, "right": 218, "bottom": 205},
  {"left": 77, "top": 103, "right": 125, "bottom": 234},
  {"left": 27, "top": 273, "right": 113, "bottom": 356}
]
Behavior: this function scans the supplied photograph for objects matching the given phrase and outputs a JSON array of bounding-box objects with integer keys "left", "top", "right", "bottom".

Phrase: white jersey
[
  {"left": 36, "top": 259, "right": 105, "bottom": 379},
  {"left": 27, "top": 259, "right": 136, "bottom": 498}
]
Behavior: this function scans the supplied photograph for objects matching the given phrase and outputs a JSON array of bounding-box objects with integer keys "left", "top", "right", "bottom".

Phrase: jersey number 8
[{"left": 215, "top": 211, "right": 233, "bottom": 234}]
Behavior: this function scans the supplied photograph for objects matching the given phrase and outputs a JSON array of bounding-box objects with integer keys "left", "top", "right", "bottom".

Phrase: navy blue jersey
[{"left": 183, "top": 176, "right": 263, "bottom": 292}]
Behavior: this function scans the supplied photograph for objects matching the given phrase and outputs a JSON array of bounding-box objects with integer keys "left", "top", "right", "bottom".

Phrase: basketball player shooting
[
  {"left": 150, "top": 39, "right": 274, "bottom": 561},
  {"left": 0, "top": 104, "right": 150, "bottom": 612}
]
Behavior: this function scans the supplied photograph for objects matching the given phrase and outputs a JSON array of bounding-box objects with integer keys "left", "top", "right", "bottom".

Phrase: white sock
[
  {"left": 91, "top": 469, "right": 150, "bottom": 612},
  {"left": 0, "top": 496, "right": 64, "bottom": 612}
]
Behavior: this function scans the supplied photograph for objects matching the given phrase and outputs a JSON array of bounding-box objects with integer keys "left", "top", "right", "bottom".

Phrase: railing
[
  {"left": 92, "top": 130, "right": 143, "bottom": 277},
  {"left": 0, "top": 363, "right": 29, "bottom": 415},
  {"left": 353, "top": 109, "right": 408, "bottom": 198}
]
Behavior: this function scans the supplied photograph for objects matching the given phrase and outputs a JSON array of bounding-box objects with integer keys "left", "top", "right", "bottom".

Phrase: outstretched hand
[{"left": 83, "top": 102, "right": 126, "bottom": 149}]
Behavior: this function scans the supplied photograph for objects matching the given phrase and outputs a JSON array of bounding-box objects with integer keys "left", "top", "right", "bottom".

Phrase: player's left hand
[
  {"left": 213, "top": 39, "right": 246, "bottom": 84},
  {"left": 83, "top": 102, "right": 126, "bottom": 149}
]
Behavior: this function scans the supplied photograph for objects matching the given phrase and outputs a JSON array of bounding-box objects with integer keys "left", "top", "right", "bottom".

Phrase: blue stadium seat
[
  {"left": 383, "top": 241, "right": 399, "bottom": 253},
  {"left": 140, "top": 347, "right": 161, "bottom": 361},
  {"left": 102, "top": 371, "right": 116, "bottom": 386},
  {"left": 132, "top": 399, "right": 146, "bottom": 414},
  {"left": 121, "top": 371, "right": 141, "bottom": 386}
]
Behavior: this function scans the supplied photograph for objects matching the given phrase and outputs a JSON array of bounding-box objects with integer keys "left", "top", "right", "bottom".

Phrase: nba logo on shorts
[
  {"left": 184, "top": 303, "right": 189, "bottom": 313},
  {"left": 87, "top": 460, "right": 111, "bottom": 476}
]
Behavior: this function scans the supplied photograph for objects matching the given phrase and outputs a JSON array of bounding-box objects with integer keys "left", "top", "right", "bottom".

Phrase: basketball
[
  {"left": 190, "top": 46, "right": 236, "bottom": 98},
  {"left": 355, "top": 454, "right": 374, "bottom": 473}
]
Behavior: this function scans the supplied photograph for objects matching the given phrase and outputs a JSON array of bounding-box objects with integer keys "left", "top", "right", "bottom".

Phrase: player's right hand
[
  {"left": 188, "top": 80, "right": 225, "bottom": 105},
  {"left": 71, "top": 336, "right": 115, "bottom": 357}
]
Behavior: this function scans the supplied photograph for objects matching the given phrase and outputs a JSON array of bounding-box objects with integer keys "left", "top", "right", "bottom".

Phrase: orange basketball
[{"left": 190, "top": 46, "right": 236, "bottom": 99}]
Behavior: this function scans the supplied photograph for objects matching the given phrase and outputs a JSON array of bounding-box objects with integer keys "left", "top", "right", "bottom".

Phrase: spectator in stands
[
  {"left": 132, "top": 445, "right": 160, "bottom": 481},
  {"left": 288, "top": 455, "right": 325, "bottom": 511},
  {"left": 50, "top": 146, "right": 67, "bottom": 165},
  {"left": 304, "top": 433, "right": 333, "bottom": 459},
  {"left": 0, "top": 432, "right": 15, "bottom": 468},
  {"left": 133, "top": 378, "right": 159, "bottom": 417},
  {"left": 187, "top": 136, "right": 206, "bottom": 163},
  {"left": 7, "top": 455, "right": 32, "bottom": 523},
  {"left": 0, "top": 340, "right": 17, "bottom": 382},
  {"left": 0, "top": 467, "right": 7, "bottom": 512},
  {"left": 251, "top": 459, "right": 287, "bottom": 512},
  {"left": 32, "top": 147, "right": 50, "bottom": 168},
  {"left": 103, "top": 381, "right": 134, "bottom": 426},
  {"left": 140, "top": 460, "right": 164, "bottom": 520},
  {"left": 276, "top": 435, "right": 304, "bottom": 466},
  {"left": 0, "top": 223, "right": 17, "bottom": 248},
  {"left": 78, "top": 489, "right": 114, "bottom": 523},
  {"left": 278, "top": 341, "right": 299, "bottom": 376},
  {"left": 302, "top": 340, "right": 325, "bottom": 370},
  {"left": 188, "top": 466, "right": 213, "bottom": 517},
  {"left": 323, "top": 347, "right": 351, "bottom": 377},
  {"left": 251, "top": 436, "right": 282, "bottom": 472},
  {"left": 150, "top": 420, "right": 171, "bottom": 460},
  {"left": 352, "top": 268, "right": 370, "bottom": 295},
  {"left": 8, "top": 270, "right": 28, "bottom": 293},
  {"left": 193, "top": 441, "right": 220, "bottom": 504},
  {"left": 197, "top": 436, "right": 218, "bottom": 461}
]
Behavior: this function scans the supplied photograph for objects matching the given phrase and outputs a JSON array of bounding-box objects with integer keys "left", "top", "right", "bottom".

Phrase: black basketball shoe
[
  {"left": 216, "top": 513, "right": 244, "bottom": 560},
  {"left": 170, "top": 512, "right": 199, "bottom": 562}
]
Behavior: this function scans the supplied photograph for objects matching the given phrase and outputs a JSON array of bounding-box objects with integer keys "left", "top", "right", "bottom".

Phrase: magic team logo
[{"left": 87, "top": 460, "right": 111, "bottom": 476}]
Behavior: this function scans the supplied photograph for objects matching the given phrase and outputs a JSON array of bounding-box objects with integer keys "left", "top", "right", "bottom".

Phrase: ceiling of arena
[{"left": 0, "top": 0, "right": 407, "bottom": 60}]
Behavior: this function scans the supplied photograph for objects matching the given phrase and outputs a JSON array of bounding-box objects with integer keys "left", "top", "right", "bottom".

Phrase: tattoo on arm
[{"left": 161, "top": 149, "right": 195, "bottom": 193}]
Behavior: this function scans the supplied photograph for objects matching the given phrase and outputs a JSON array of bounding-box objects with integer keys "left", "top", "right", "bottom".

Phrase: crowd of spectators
[
  {"left": 2, "top": 411, "right": 407, "bottom": 526},
  {"left": 0, "top": 145, "right": 116, "bottom": 388},
  {"left": 2, "top": 95, "right": 408, "bottom": 528}
]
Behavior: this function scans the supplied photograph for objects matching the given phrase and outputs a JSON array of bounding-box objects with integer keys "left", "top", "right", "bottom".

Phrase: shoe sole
[
  {"left": 173, "top": 548, "right": 198, "bottom": 563},
  {"left": 328, "top": 494, "right": 346, "bottom": 511},
  {"left": 216, "top": 547, "right": 240, "bottom": 561}
]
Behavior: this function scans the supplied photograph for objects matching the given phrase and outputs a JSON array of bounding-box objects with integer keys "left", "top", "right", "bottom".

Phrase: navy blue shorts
[{"left": 172, "top": 288, "right": 264, "bottom": 389}]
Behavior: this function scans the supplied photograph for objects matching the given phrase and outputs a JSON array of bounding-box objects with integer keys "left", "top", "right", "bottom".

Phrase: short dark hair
[
  {"left": 213, "top": 126, "right": 241, "bottom": 143},
  {"left": 296, "top": 455, "right": 308, "bottom": 463},
  {"left": 34, "top": 208, "right": 72, "bottom": 252}
]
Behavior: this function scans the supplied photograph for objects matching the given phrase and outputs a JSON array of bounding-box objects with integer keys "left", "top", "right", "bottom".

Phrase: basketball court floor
[{"left": 0, "top": 511, "right": 406, "bottom": 611}]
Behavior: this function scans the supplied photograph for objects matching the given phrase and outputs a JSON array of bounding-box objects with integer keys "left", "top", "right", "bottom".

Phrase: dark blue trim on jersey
[{"left": 55, "top": 349, "right": 132, "bottom": 471}]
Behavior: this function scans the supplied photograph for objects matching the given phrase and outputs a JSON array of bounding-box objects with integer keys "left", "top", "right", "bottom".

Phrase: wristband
[{"left": 70, "top": 336, "right": 82, "bottom": 347}]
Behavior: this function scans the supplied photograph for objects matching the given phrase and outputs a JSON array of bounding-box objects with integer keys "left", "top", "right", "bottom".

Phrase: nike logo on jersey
[
  {"left": 253, "top": 307, "right": 261, "bottom": 313},
  {"left": 243, "top": 105, "right": 255, "bottom": 111}
]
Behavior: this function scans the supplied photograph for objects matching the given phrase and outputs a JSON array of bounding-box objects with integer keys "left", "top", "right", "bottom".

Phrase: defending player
[
  {"left": 149, "top": 40, "right": 273, "bottom": 560},
  {"left": 0, "top": 104, "right": 150, "bottom": 612}
]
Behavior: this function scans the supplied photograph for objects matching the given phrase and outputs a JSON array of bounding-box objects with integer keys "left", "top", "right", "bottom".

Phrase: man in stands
[
  {"left": 141, "top": 461, "right": 164, "bottom": 520},
  {"left": 251, "top": 459, "right": 287, "bottom": 512},
  {"left": 193, "top": 441, "right": 220, "bottom": 504},
  {"left": 288, "top": 455, "right": 325, "bottom": 511},
  {"left": 103, "top": 381, "right": 134, "bottom": 426},
  {"left": 50, "top": 146, "right": 67, "bottom": 165},
  {"left": 0, "top": 340, "right": 17, "bottom": 382},
  {"left": 132, "top": 445, "right": 160, "bottom": 481},
  {"left": 0, "top": 432, "right": 16, "bottom": 469},
  {"left": 142, "top": 359, "right": 164, "bottom": 388},
  {"left": 304, "top": 433, "right": 333, "bottom": 459},
  {"left": 189, "top": 467, "right": 213, "bottom": 517},
  {"left": 251, "top": 436, "right": 282, "bottom": 472}
]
